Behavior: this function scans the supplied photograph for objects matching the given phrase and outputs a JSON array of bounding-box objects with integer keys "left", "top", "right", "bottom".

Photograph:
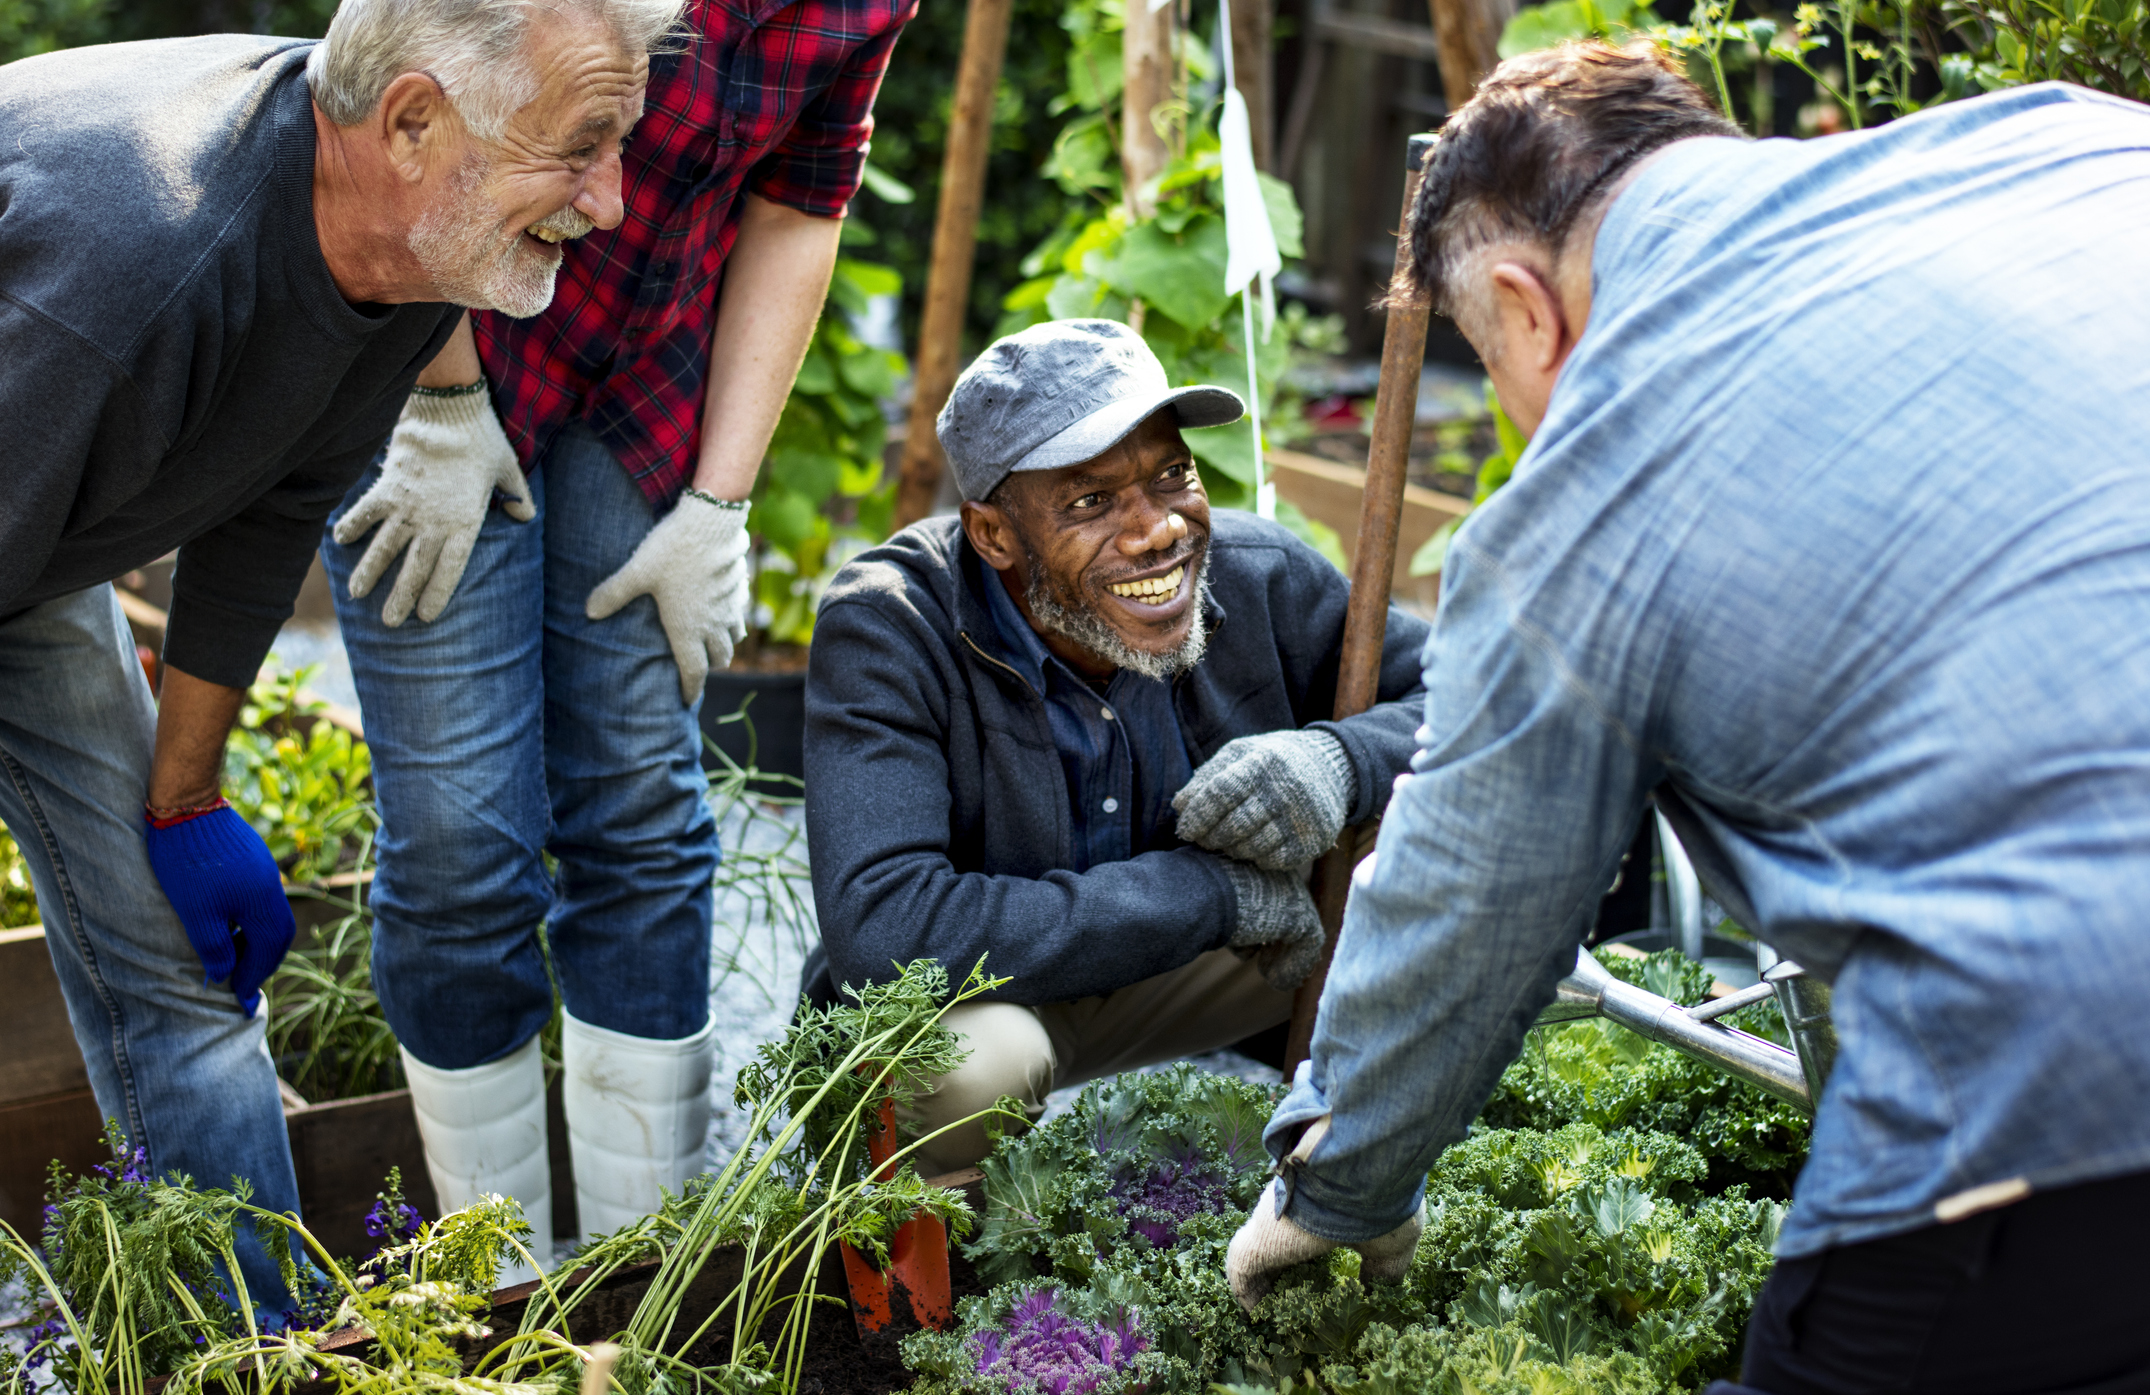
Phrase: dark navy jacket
[{"left": 799, "top": 512, "right": 1431, "bottom": 1007}]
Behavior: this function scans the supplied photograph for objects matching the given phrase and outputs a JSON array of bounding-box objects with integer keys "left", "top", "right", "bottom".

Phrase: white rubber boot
[
  {"left": 561, "top": 1011, "right": 714, "bottom": 1244},
  {"left": 399, "top": 1036, "right": 552, "bottom": 1288}
]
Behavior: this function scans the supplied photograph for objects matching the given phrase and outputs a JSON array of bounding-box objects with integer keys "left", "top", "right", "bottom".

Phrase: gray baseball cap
[{"left": 936, "top": 319, "right": 1245, "bottom": 502}]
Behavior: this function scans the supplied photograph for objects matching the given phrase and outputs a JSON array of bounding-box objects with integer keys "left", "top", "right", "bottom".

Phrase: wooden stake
[
  {"left": 891, "top": 0, "right": 1017, "bottom": 530},
  {"left": 1425, "top": 0, "right": 1510, "bottom": 112},
  {"left": 1122, "top": 0, "right": 1176, "bottom": 216},
  {"left": 1285, "top": 135, "right": 1437, "bottom": 1075}
]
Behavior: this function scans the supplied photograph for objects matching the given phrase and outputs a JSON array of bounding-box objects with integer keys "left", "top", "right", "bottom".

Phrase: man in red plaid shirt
[{"left": 323, "top": 0, "right": 915, "bottom": 1269}]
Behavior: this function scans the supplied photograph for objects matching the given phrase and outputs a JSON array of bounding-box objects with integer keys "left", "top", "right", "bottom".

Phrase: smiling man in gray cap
[{"left": 799, "top": 318, "right": 1432, "bottom": 1170}]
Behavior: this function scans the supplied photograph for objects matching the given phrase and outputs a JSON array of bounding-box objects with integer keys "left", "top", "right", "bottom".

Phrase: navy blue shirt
[{"left": 982, "top": 569, "right": 1194, "bottom": 872}]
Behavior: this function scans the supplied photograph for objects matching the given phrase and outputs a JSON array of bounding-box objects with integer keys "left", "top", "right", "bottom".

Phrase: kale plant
[
  {"left": 963, "top": 1065, "right": 1283, "bottom": 1287},
  {"left": 1479, "top": 949, "right": 1812, "bottom": 1197},
  {"left": 927, "top": 1061, "right": 1789, "bottom": 1395},
  {"left": 968, "top": 1284, "right": 1148, "bottom": 1394},
  {"left": 905, "top": 1270, "right": 1159, "bottom": 1395}
]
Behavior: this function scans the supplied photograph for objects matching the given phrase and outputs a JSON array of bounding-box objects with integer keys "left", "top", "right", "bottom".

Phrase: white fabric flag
[{"left": 1219, "top": 89, "right": 1282, "bottom": 308}]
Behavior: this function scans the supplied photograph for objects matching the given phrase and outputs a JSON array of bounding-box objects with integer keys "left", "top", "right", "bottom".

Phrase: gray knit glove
[
  {"left": 1175, "top": 730, "right": 1354, "bottom": 870},
  {"left": 1222, "top": 860, "right": 1326, "bottom": 991}
]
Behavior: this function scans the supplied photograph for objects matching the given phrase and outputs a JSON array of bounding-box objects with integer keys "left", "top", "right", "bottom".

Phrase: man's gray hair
[{"left": 309, "top": 0, "right": 685, "bottom": 141}]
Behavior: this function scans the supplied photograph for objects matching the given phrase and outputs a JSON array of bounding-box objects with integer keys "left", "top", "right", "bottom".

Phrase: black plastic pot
[{"left": 700, "top": 669, "right": 807, "bottom": 788}]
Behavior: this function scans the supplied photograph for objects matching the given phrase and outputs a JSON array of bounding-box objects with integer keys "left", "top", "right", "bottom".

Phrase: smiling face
[
  {"left": 407, "top": 11, "right": 646, "bottom": 316},
  {"left": 961, "top": 409, "right": 1213, "bottom": 680}
]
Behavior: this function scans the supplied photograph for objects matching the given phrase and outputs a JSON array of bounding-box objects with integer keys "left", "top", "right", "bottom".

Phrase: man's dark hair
[{"left": 1401, "top": 41, "right": 1740, "bottom": 316}]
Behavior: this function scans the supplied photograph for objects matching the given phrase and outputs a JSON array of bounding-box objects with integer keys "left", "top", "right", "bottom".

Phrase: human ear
[
  {"left": 376, "top": 72, "right": 452, "bottom": 182},
  {"left": 1489, "top": 261, "right": 1569, "bottom": 375},
  {"left": 960, "top": 500, "right": 1025, "bottom": 572}
]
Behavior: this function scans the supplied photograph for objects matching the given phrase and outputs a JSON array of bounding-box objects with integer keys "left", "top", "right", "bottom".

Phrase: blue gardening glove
[{"left": 143, "top": 800, "right": 297, "bottom": 1014}]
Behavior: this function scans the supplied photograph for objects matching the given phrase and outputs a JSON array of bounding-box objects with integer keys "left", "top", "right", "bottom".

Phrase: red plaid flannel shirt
[{"left": 474, "top": 0, "right": 914, "bottom": 507}]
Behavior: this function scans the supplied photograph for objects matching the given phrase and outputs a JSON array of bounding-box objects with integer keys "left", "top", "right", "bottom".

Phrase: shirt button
[
  {"left": 1101, "top": 706, "right": 1115, "bottom": 721},
  {"left": 1102, "top": 797, "right": 1120, "bottom": 813}
]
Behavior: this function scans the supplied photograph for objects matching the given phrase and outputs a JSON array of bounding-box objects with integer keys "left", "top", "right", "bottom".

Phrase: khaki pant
[{"left": 906, "top": 949, "right": 1294, "bottom": 1175}]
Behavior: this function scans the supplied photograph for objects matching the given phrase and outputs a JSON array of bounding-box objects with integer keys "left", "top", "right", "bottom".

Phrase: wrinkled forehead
[{"left": 511, "top": 14, "right": 649, "bottom": 144}]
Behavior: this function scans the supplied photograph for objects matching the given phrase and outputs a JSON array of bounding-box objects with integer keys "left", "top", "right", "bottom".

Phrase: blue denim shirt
[
  {"left": 1271, "top": 86, "right": 2150, "bottom": 1259},
  {"left": 981, "top": 566, "right": 1193, "bottom": 870}
]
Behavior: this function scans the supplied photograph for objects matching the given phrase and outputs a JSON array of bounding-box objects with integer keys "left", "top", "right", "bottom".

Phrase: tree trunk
[
  {"left": 1122, "top": 0, "right": 1176, "bottom": 215},
  {"left": 1228, "top": 0, "right": 1274, "bottom": 170},
  {"left": 1425, "top": 0, "right": 1511, "bottom": 112},
  {"left": 889, "top": 0, "right": 1017, "bottom": 529}
]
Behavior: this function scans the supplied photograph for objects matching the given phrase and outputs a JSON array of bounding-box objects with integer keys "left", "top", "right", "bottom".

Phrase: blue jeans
[
  {"left": 0, "top": 587, "right": 299, "bottom": 1309},
  {"left": 323, "top": 421, "right": 716, "bottom": 1070}
]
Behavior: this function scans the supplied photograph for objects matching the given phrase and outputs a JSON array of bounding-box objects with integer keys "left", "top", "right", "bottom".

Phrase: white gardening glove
[
  {"left": 1225, "top": 1118, "right": 1423, "bottom": 1312},
  {"left": 333, "top": 387, "right": 533, "bottom": 626},
  {"left": 584, "top": 493, "right": 751, "bottom": 704}
]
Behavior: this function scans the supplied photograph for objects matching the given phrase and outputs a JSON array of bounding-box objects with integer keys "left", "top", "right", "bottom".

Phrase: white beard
[{"left": 406, "top": 151, "right": 585, "bottom": 319}]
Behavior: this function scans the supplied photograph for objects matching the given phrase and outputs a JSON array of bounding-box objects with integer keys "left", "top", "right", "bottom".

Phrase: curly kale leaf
[
  {"left": 964, "top": 1065, "right": 1286, "bottom": 1284},
  {"left": 1480, "top": 949, "right": 1811, "bottom": 1197}
]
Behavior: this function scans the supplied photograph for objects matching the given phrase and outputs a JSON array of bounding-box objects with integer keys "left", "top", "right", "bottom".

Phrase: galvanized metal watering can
[{"left": 1535, "top": 944, "right": 1839, "bottom": 1113}]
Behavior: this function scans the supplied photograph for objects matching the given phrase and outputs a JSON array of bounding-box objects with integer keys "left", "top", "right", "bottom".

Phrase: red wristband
[{"left": 146, "top": 796, "right": 231, "bottom": 829}]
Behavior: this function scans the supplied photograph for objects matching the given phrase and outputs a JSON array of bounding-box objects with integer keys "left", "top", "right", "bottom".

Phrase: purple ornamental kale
[
  {"left": 970, "top": 1287, "right": 1148, "bottom": 1395},
  {"left": 1108, "top": 1149, "right": 1229, "bottom": 1249}
]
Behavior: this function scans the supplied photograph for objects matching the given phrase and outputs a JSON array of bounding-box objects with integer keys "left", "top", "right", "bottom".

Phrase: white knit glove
[
  {"left": 1225, "top": 1120, "right": 1423, "bottom": 1311},
  {"left": 585, "top": 493, "right": 751, "bottom": 704},
  {"left": 333, "top": 387, "right": 533, "bottom": 626}
]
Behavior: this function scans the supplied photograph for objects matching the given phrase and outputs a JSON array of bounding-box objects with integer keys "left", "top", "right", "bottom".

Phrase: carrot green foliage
[{"left": 3, "top": 960, "right": 999, "bottom": 1395}]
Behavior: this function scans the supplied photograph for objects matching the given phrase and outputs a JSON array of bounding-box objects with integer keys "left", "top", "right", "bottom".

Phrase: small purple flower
[
  {"left": 23, "top": 1316, "right": 68, "bottom": 1372},
  {"left": 363, "top": 1197, "right": 423, "bottom": 1242},
  {"left": 969, "top": 1287, "right": 1148, "bottom": 1395}
]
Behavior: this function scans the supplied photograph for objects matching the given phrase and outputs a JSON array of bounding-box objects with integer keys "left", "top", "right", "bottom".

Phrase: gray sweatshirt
[{"left": 0, "top": 35, "right": 458, "bottom": 685}]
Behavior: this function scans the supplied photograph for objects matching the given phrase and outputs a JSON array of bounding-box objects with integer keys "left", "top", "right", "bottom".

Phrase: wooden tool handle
[{"left": 1285, "top": 134, "right": 1439, "bottom": 1074}]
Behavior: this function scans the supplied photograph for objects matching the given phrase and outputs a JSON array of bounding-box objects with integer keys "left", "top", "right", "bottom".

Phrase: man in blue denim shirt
[{"left": 1226, "top": 44, "right": 2150, "bottom": 1390}]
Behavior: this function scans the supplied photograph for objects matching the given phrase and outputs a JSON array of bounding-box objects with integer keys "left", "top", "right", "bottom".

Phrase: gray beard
[
  {"left": 1024, "top": 557, "right": 1212, "bottom": 682},
  {"left": 406, "top": 150, "right": 569, "bottom": 319}
]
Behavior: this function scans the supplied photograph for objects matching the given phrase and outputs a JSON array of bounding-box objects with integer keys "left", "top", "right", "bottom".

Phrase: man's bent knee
[{"left": 906, "top": 1002, "right": 1056, "bottom": 1175}]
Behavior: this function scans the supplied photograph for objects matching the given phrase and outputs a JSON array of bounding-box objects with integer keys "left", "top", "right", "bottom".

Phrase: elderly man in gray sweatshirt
[{"left": 0, "top": 0, "right": 678, "bottom": 1304}]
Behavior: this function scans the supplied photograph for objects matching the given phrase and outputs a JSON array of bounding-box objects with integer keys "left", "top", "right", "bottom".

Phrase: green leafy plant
[
  {"left": 0, "top": 0, "right": 111, "bottom": 64},
  {"left": 915, "top": 948, "right": 1804, "bottom": 1395},
  {"left": 0, "top": 818, "right": 37, "bottom": 929},
  {"left": 1950, "top": 0, "right": 2150, "bottom": 97},
  {"left": 958, "top": 1066, "right": 1283, "bottom": 1289},
  {"left": 9, "top": 961, "right": 1004, "bottom": 1395},
  {"left": 1500, "top": 0, "right": 1665, "bottom": 58},
  {"left": 749, "top": 255, "right": 910, "bottom": 648},
  {"left": 0, "top": 1127, "right": 288, "bottom": 1395},
  {"left": 222, "top": 661, "right": 374, "bottom": 884},
  {"left": 266, "top": 848, "right": 402, "bottom": 1103},
  {"left": 1478, "top": 950, "right": 1812, "bottom": 1198}
]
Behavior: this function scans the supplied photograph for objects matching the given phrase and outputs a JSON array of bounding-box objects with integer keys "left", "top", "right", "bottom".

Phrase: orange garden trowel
[{"left": 839, "top": 1094, "right": 954, "bottom": 1346}]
